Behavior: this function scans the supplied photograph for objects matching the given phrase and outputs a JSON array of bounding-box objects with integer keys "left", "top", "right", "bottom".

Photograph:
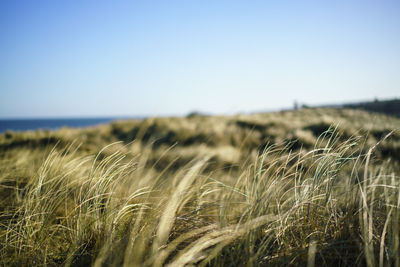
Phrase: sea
[{"left": 0, "top": 118, "right": 136, "bottom": 133}]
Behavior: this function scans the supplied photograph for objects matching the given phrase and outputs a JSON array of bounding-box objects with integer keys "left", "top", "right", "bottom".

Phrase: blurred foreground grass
[{"left": 1, "top": 108, "right": 400, "bottom": 266}]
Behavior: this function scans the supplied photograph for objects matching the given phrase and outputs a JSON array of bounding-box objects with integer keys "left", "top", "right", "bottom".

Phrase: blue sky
[{"left": 0, "top": 0, "right": 399, "bottom": 118}]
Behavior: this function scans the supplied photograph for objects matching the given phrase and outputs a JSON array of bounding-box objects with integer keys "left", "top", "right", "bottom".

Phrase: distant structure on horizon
[{"left": 301, "top": 98, "right": 400, "bottom": 118}]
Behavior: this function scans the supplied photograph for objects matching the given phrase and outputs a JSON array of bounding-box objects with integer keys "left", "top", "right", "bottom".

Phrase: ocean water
[{"left": 0, "top": 118, "right": 129, "bottom": 133}]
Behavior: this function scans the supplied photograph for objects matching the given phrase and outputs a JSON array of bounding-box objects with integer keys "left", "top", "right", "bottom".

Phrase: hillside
[
  {"left": 1, "top": 108, "right": 400, "bottom": 266},
  {"left": 2, "top": 108, "right": 399, "bottom": 169}
]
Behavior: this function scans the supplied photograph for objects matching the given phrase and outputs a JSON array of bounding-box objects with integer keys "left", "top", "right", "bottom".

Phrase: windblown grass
[{"left": 1, "top": 109, "right": 400, "bottom": 266}]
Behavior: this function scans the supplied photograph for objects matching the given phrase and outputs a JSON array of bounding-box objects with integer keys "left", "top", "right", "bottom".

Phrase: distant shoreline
[{"left": 0, "top": 117, "right": 143, "bottom": 133}]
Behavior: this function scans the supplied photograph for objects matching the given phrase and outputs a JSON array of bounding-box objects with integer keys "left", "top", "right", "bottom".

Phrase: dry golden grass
[{"left": 0, "top": 108, "right": 400, "bottom": 266}]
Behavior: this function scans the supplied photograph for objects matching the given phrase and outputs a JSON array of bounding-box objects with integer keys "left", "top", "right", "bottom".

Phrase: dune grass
[{"left": 1, "top": 109, "right": 400, "bottom": 266}]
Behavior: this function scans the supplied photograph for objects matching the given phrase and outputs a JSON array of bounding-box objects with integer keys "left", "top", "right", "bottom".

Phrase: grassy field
[{"left": 1, "top": 108, "right": 400, "bottom": 266}]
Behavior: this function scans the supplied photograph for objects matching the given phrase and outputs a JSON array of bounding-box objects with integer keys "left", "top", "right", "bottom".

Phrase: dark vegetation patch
[
  {"left": 235, "top": 120, "right": 278, "bottom": 132},
  {"left": 111, "top": 121, "right": 213, "bottom": 148},
  {"left": 236, "top": 120, "right": 269, "bottom": 132},
  {"left": 344, "top": 98, "right": 400, "bottom": 117},
  {"left": 110, "top": 123, "right": 139, "bottom": 143},
  {"left": 377, "top": 144, "right": 400, "bottom": 161},
  {"left": 304, "top": 122, "right": 332, "bottom": 137},
  {"left": 0, "top": 136, "right": 61, "bottom": 152},
  {"left": 371, "top": 129, "right": 399, "bottom": 141},
  {"left": 286, "top": 138, "right": 306, "bottom": 151},
  {"left": 186, "top": 111, "right": 209, "bottom": 118}
]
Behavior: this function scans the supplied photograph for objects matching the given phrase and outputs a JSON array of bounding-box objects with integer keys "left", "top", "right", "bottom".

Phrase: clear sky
[{"left": 0, "top": 0, "right": 399, "bottom": 118}]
